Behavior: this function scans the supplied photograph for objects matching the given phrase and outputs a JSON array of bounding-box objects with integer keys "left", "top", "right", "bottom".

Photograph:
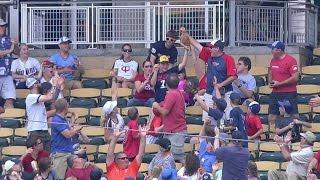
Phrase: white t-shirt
[
  {"left": 287, "top": 146, "right": 313, "bottom": 177},
  {"left": 25, "top": 94, "right": 48, "bottom": 131},
  {"left": 177, "top": 167, "right": 199, "bottom": 180},
  {"left": 113, "top": 59, "right": 138, "bottom": 79},
  {"left": 232, "top": 73, "right": 256, "bottom": 98},
  {"left": 11, "top": 57, "right": 41, "bottom": 77},
  {"left": 105, "top": 113, "right": 125, "bottom": 141},
  {"left": 40, "top": 77, "right": 63, "bottom": 99}
]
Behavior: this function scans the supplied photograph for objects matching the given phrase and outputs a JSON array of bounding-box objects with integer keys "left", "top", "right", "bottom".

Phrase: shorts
[
  {"left": 65, "top": 80, "right": 82, "bottom": 90},
  {"left": 164, "top": 130, "right": 186, "bottom": 163},
  {"left": 51, "top": 152, "right": 70, "bottom": 180},
  {"left": 0, "top": 76, "right": 16, "bottom": 99},
  {"left": 268, "top": 92, "right": 298, "bottom": 115}
]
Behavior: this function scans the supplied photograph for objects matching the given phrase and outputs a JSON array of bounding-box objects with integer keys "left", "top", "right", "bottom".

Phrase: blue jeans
[{"left": 127, "top": 97, "right": 155, "bottom": 107}]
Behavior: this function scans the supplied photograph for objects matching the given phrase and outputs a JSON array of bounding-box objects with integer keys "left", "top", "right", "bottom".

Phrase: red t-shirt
[
  {"left": 22, "top": 150, "right": 50, "bottom": 173},
  {"left": 270, "top": 54, "right": 298, "bottom": 93},
  {"left": 161, "top": 89, "right": 187, "bottom": 133},
  {"left": 134, "top": 73, "right": 155, "bottom": 100},
  {"left": 315, "top": 151, "right": 320, "bottom": 172},
  {"left": 124, "top": 119, "right": 140, "bottom": 158},
  {"left": 148, "top": 116, "right": 162, "bottom": 136},
  {"left": 107, "top": 159, "right": 140, "bottom": 180},
  {"left": 65, "top": 165, "right": 94, "bottom": 180},
  {"left": 245, "top": 114, "right": 263, "bottom": 139},
  {"left": 198, "top": 75, "right": 207, "bottom": 90}
]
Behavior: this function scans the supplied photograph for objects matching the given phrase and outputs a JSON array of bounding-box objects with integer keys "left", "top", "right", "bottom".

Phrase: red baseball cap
[{"left": 42, "top": 60, "right": 54, "bottom": 67}]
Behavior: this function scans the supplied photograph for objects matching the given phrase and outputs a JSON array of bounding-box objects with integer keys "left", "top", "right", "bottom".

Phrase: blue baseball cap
[
  {"left": 230, "top": 92, "right": 241, "bottom": 102},
  {"left": 160, "top": 168, "right": 177, "bottom": 180},
  {"left": 278, "top": 100, "right": 293, "bottom": 114},
  {"left": 246, "top": 101, "right": 261, "bottom": 115},
  {"left": 268, "top": 41, "right": 285, "bottom": 51}
]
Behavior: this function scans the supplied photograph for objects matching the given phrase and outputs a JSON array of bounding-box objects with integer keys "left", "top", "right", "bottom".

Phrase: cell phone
[{"left": 270, "top": 81, "right": 275, "bottom": 85}]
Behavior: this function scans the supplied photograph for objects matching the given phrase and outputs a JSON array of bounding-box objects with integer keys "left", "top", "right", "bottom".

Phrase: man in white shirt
[
  {"left": 268, "top": 131, "right": 316, "bottom": 180},
  {"left": 25, "top": 77, "right": 62, "bottom": 152}
]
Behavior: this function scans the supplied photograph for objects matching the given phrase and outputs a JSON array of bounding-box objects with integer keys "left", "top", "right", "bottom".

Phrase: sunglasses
[
  {"left": 144, "top": 65, "right": 153, "bottom": 68},
  {"left": 117, "top": 156, "right": 128, "bottom": 160},
  {"left": 122, "top": 49, "right": 132, "bottom": 53},
  {"left": 166, "top": 37, "right": 176, "bottom": 42}
]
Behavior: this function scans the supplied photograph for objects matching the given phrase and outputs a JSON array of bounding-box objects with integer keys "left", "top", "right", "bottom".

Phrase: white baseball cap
[
  {"left": 3, "top": 160, "right": 15, "bottom": 173},
  {"left": 26, "top": 78, "right": 38, "bottom": 88},
  {"left": 0, "top": 19, "right": 7, "bottom": 26},
  {"left": 58, "top": 36, "right": 72, "bottom": 44},
  {"left": 102, "top": 101, "right": 117, "bottom": 115}
]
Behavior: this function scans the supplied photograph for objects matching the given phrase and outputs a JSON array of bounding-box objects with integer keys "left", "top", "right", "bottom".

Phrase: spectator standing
[
  {"left": 148, "top": 30, "right": 178, "bottom": 67},
  {"left": 147, "top": 138, "right": 176, "bottom": 176},
  {"left": 245, "top": 101, "right": 263, "bottom": 141},
  {"left": 150, "top": 47, "right": 188, "bottom": 103},
  {"left": 0, "top": 19, "right": 17, "bottom": 108},
  {"left": 268, "top": 131, "right": 315, "bottom": 179},
  {"left": 65, "top": 154, "right": 95, "bottom": 180},
  {"left": 106, "top": 127, "right": 147, "bottom": 179},
  {"left": 152, "top": 73, "right": 187, "bottom": 162},
  {"left": 51, "top": 98, "right": 83, "bottom": 180},
  {"left": 11, "top": 43, "right": 41, "bottom": 89},
  {"left": 214, "top": 129, "right": 250, "bottom": 180},
  {"left": 50, "top": 36, "right": 83, "bottom": 90},
  {"left": 267, "top": 41, "right": 299, "bottom": 124},
  {"left": 25, "top": 77, "right": 62, "bottom": 152},
  {"left": 184, "top": 28, "right": 237, "bottom": 121},
  {"left": 111, "top": 44, "right": 138, "bottom": 88},
  {"left": 21, "top": 136, "right": 49, "bottom": 173},
  {"left": 123, "top": 107, "right": 140, "bottom": 161},
  {"left": 127, "top": 60, "right": 155, "bottom": 107},
  {"left": 232, "top": 56, "right": 256, "bottom": 102}
]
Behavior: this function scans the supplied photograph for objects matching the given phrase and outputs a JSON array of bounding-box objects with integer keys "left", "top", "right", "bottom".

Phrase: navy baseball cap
[
  {"left": 278, "top": 100, "right": 293, "bottom": 114},
  {"left": 156, "top": 138, "right": 171, "bottom": 151},
  {"left": 212, "top": 96, "right": 227, "bottom": 112},
  {"left": 268, "top": 41, "right": 285, "bottom": 51},
  {"left": 230, "top": 92, "right": 241, "bottom": 102},
  {"left": 245, "top": 101, "right": 261, "bottom": 115},
  {"left": 207, "top": 40, "right": 225, "bottom": 50}
]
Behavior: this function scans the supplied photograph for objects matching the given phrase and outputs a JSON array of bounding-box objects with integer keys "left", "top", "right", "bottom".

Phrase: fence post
[
  {"left": 229, "top": 0, "right": 236, "bottom": 47},
  {"left": 21, "top": 3, "right": 28, "bottom": 44},
  {"left": 145, "top": 2, "right": 151, "bottom": 48}
]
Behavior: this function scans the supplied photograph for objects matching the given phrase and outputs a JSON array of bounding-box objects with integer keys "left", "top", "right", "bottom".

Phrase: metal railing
[
  {"left": 20, "top": 0, "right": 318, "bottom": 48},
  {"left": 21, "top": 1, "right": 225, "bottom": 48}
]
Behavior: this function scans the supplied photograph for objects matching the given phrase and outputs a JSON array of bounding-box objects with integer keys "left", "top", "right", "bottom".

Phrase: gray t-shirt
[
  {"left": 232, "top": 73, "right": 256, "bottom": 98},
  {"left": 148, "top": 152, "right": 176, "bottom": 172}
]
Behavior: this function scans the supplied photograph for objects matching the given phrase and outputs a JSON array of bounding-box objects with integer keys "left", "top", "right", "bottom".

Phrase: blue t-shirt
[
  {"left": 0, "top": 36, "right": 12, "bottom": 76},
  {"left": 50, "top": 53, "right": 78, "bottom": 80},
  {"left": 216, "top": 146, "right": 250, "bottom": 180},
  {"left": 229, "top": 107, "right": 248, "bottom": 148},
  {"left": 148, "top": 41, "right": 178, "bottom": 64},
  {"left": 206, "top": 56, "right": 233, "bottom": 94},
  {"left": 51, "top": 114, "right": 74, "bottom": 154},
  {"left": 199, "top": 140, "right": 217, "bottom": 173},
  {"left": 155, "top": 66, "right": 180, "bottom": 102}
]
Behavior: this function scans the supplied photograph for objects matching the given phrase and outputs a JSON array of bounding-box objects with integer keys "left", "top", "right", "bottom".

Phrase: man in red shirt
[
  {"left": 267, "top": 41, "right": 299, "bottom": 124},
  {"left": 106, "top": 126, "right": 147, "bottom": 180},
  {"left": 153, "top": 73, "right": 187, "bottom": 163},
  {"left": 21, "top": 136, "right": 49, "bottom": 173}
]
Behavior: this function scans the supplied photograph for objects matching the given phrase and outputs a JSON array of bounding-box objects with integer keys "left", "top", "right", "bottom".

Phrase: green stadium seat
[
  {"left": 88, "top": 117, "right": 101, "bottom": 126},
  {"left": 70, "top": 98, "right": 97, "bottom": 108},
  {"left": 300, "top": 75, "right": 320, "bottom": 85},
  {"left": 12, "top": 137, "right": 27, "bottom": 146},
  {"left": 254, "top": 75, "right": 266, "bottom": 87},
  {"left": 0, "top": 119, "right": 21, "bottom": 128},
  {"left": 259, "top": 152, "right": 285, "bottom": 162},
  {"left": 82, "top": 79, "right": 108, "bottom": 89},
  {"left": 89, "top": 137, "right": 105, "bottom": 146}
]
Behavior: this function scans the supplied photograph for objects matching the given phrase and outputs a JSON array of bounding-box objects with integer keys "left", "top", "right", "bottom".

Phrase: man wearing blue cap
[{"left": 267, "top": 41, "right": 299, "bottom": 124}]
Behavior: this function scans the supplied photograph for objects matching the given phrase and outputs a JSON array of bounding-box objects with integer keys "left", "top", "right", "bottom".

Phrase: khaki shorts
[{"left": 51, "top": 152, "right": 71, "bottom": 180}]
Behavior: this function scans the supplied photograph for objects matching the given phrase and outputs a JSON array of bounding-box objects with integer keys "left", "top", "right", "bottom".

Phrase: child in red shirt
[
  {"left": 123, "top": 107, "right": 140, "bottom": 161},
  {"left": 245, "top": 100, "right": 263, "bottom": 140}
]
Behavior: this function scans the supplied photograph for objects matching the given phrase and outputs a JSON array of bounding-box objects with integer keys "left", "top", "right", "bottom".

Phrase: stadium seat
[
  {"left": 185, "top": 106, "right": 202, "bottom": 116},
  {"left": 302, "top": 65, "right": 320, "bottom": 76},
  {"left": 80, "top": 144, "right": 97, "bottom": 161},
  {"left": 0, "top": 128, "right": 13, "bottom": 138},
  {"left": 82, "top": 79, "right": 108, "bottom": 89},
  {"left": 258, "top": 95, "right": 270, "bottom": 105},
  {"left": 2, "top": 146, "right": 27, "bottom": 157},
  {"left": 259, "top": 142, "right": 280, "bottom": 152},
  {"left": 280, "top": 161, "right": 289, "bottom": 170},
  {"left": 259, "top": 152, "right": 285, "bottom": 162},
  {"left": 0, "top": 108, "right": 25, "bottom": 119},
  {"left": 70, "top": 98, "right": 97, "bottom": 108},
  {"left": 256, "top": 161, "right": 279, "bottom": 171},
  {"left": 89, "top": 137, "right": 105, "bottom": 146},
  {"left": 300, "top": 75, "right": 320, "bottom": 85},
  {"left": 250, "top": 66, "right": 268, "bottom": 77},
  {"left": 13, "top": 99, "right": 26, "bottom": 109},
  {"left": 102, "top": 88, "right": 132, "bottom": 99},
  {"left": 187, "top": 124, "right": 202, "bottom": 135},
  {"left": 81, "top": 127, "right": 104, "bottom": 137},
  {"left": 14, "top": 128, "right": 27, "bottom": 138},
  {"left": 0, "top": 119, "right": 21, "bottom": 128},
  {"left": 71, "top": 88, "right": 101, "bottom": 99},
  {"left": 82, "top": 69, "right": 110, "bottom": 80},
  {"left": 14, "top": 89, "right": 29, "bottom": 109},
  {"left": 254, "top": 76, "right": 266, "bottom": 87},
  {"left": 314, "top": 48, "right": 320, "bottom": 57},
  {"left": 121, "top": 106, "right": 151, "bottom": 117},
  {"left": 98, "top": 144, "right": 123, "bottom": 154},
  {"left": 0, "top": 138, "right": 9, "bottom": 147},
  {"left": 90, "top": 107, "right": 102, "bottom": 117},
  {"left": 88, "top": 117, "right": 101, "bottom": 126},
  {"left": 96, "top": 154, "right": 106, "bottom": 163},
  {"left": 313, "top": 142, "right": 320, "bottom": 152},
  {"left": 142, "top": 154, "right": 155, "bottom": 164},
  {"left": 139, "top": 163, "right": 149, "bottom": 173},
  {"left": 67, "top": 107, "right": 89, "bottom": 124},
  {"left": 100, "top": 97, "right": 128, "bottom": 108},
  {"left": 186, "top": 116, "right": 203, "bottom": 125},
  {"left": 258, "top": 86, "right": 272, "bottom": 95},
  {"left": 297, "top": 85, "right": 320, "bottom": 95},
  {"left": 258, "top": 104, "right": 269, "bottom": 115},
  {"left": 12, "top": 137, "right": 27, "bottom": 146}
]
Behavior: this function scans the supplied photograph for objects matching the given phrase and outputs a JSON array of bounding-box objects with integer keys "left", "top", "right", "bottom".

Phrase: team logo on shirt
[
  {"left": 121, "top": 65, "right": 131, "bottom": 73},
  {"left": 212, "top": 62, "right": 219, "bottom": 66}
]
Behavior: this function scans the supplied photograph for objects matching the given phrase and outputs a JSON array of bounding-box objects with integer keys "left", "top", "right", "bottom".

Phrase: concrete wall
[{"left": 31, "top": 46, "right": 311, "bottom": 72}]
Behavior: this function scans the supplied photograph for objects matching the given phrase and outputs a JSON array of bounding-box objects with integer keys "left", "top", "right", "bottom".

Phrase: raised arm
[
  {"left": 150, "top": 64, "right": 159, "bottom": 86},
  {"left": 194, "top": 93, "right": 209, "bottom": 112},
  {"left": 180, "top": 27, "right": 203, "bottom": 52},
  {"left": 111, "top": 77, "right": 117, "bottom": 101},
  {"left": 178, "top": 49, "right": 188, "bottom": 71},
  {"left": 106, "top": 129, "right": 125, "bottom": 166},
  {"left": 135, "top": 126, "right": 147, "bottom": 164}
]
